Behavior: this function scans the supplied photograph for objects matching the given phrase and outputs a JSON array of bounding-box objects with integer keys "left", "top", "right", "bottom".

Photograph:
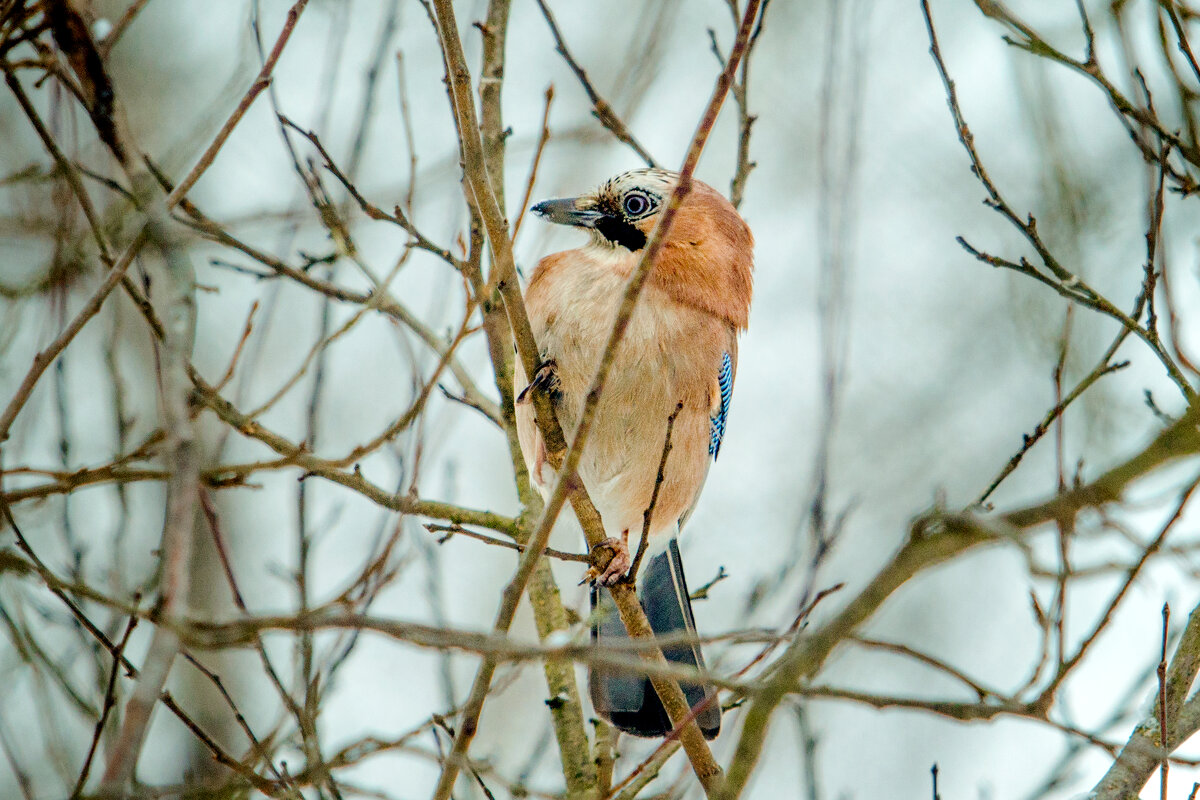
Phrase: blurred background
[{"left": 3, "top": 0, "right": 1200, "bottom": 797}]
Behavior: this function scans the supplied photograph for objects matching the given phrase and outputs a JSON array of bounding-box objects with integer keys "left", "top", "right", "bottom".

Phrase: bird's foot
[
  {"left": 583, "top": 533, "right": 631, "bottom": 587},
  {"left": 517, "top": 358, "right": 560, "bottom": 405}
]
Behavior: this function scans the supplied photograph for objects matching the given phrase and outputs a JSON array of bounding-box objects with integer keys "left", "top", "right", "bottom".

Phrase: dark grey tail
[{"left": 589, "top": 539, "right": 720, "bottom": 739}]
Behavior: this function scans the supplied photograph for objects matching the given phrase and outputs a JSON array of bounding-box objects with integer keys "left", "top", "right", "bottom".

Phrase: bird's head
[
  {"left": 530, "top": 168, "right": 682, "bottom": 252},
  {"left": 531, "top": 168, "right": 754, "bottom": 328}
]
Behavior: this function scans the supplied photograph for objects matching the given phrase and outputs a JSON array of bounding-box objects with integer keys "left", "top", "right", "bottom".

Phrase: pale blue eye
[{"left": 623, "top": 192, "right": 650, "bottom": 217}]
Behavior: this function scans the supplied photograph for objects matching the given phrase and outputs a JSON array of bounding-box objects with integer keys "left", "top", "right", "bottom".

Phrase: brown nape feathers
[{"left": 644, "top": 180, "right": 754, "bottom": 331}]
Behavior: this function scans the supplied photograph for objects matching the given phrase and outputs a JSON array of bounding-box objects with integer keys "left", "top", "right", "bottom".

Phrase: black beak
[{"left": 530, "top": 197, "right": 603, "bottom": 228}]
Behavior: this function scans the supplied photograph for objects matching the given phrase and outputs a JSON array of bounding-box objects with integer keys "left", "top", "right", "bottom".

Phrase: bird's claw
[
  {"left": 517, "top": 358, "right": 560, "bottom": 405},
  {"left": 582, "top": 536, "right": 631, "bottom": 587}
]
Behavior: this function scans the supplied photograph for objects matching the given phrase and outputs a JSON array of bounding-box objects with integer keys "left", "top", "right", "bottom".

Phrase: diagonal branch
[{"left": 716, "top": 401, "right": 1200, "bottom": 800}]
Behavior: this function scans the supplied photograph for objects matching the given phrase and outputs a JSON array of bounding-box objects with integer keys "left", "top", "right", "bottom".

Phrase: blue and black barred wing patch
[{"left": 709, "top": 351, "right": 734, "bottom": 458}]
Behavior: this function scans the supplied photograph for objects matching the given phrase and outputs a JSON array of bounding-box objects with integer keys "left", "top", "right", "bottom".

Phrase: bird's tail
[{"left": 588, "top": 538, "right": 720, "bottom": 739}]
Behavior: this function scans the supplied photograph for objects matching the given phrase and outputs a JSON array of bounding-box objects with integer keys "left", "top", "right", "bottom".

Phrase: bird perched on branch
[{"left": 516, "top": 168, "right": 753, "bottom": 739}]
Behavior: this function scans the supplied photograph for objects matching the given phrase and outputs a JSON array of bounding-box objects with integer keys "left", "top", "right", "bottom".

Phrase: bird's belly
[{"left": 534, "top": 277, "right": 717, "bottom": 539}]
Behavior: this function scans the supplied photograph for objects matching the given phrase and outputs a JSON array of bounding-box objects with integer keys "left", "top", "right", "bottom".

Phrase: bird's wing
[
  {"left": 708, "top": 347, "right": 736, "bottom": 459},
  {"left": 678, "top": 334, "right": 738, "bottom": 531}
]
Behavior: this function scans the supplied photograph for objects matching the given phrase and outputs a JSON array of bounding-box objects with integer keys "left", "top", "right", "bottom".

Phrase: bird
[{"left": 515, "top": 168, "right": 753, "bottom": 739}]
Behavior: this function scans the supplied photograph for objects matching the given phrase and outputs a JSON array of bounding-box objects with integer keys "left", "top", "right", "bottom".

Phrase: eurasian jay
[{"left": 515, "top": 168, "right": 753, "bottom": 739}]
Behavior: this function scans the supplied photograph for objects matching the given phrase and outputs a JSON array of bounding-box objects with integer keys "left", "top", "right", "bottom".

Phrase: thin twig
[
  {"left": 532, "top": 0, "right": 657, "bottom": 167},
  {"left": 627, "top": 402, "right": 683, "bottom": 583},
  {"left": 70, "top": 613, "right": 138, "bottom": 799},
  {"left": 1093, "top": 598, "right": 1200, "bottom": 797},
  {"left": 726, "top": 0, "right": 771, "bottom": 209},
  {"left": 192, "top": 377, "right": 518, "bottom": 535},
  {"left": 97, "top": 0, "right": 152, "bottom": 58},
  {"left": 215, "top": 300, "right": 259, "bottom": 391},
  {"left": 511, "top": 85, "right": 554, "bottom": 243},
  {"left": 169, "top": 0, "right": 311, "bottom": 207},
  {"left": 280, "top": 115, "right": 461, "bottom": 268},
  {"left": 978, "top": 355, "right": 1129, "bottom": 505},
  {"left": 197, "top": 489, "right": 298, "bottom": 792},
  {"left": 1031, "top": 476, "right": 1200, "bottom": 705},
  {"left": 425, "top": 522, "right": 589, "bottom": 563},
  {"left": 1160, "top": 603, "right": 1170, "bottom": 800}
]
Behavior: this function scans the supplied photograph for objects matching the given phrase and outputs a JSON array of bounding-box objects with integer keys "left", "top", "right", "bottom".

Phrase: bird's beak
[{"left": 530, "top": 197, "right": 603, "bottom": 228}]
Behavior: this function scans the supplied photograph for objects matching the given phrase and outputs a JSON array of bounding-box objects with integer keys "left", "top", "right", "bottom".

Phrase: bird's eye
[{"left": 622, "top": 192, "right": 651, "bottom": 218}]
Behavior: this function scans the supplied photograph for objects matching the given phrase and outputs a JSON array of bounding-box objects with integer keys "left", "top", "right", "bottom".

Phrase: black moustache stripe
[{"left": 594, "top": 215, "right": 647, "bottom": 252}]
